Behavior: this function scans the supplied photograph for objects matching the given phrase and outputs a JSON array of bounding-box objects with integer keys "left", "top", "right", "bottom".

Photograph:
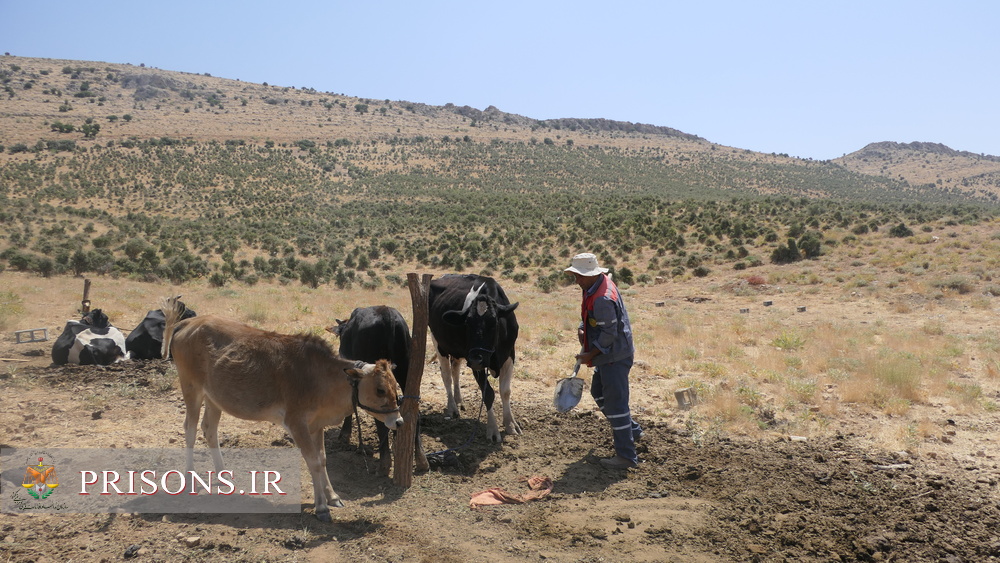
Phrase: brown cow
[{"left": 161, "top": 297, "right": 403, "bottom": 521}]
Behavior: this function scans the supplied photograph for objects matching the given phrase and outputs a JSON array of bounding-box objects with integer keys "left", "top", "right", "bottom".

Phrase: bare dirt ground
[
  {"left": 2, "top": 349, "right": 999, "bottom": 561},
  {"left": 2, "top": 268, "right": 1000, "bottom": 562}
]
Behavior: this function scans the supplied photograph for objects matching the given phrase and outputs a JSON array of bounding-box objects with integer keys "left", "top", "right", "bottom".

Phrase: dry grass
[
  {"left": 2, "top": 224, "right": 999, "bottom": 454},
  {"left": 0, "top": 291, "right": 26, "bottom": 331},
  {"left": 622, "top": 234, "right": 1000, "bottom": 444}
]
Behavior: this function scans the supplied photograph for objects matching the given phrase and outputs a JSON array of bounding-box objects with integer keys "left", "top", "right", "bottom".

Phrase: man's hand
[{"left": 576, "top": 349, "right": 599, "bottom": 367}]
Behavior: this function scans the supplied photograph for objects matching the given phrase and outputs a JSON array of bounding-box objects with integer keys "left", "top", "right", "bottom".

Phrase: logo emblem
[{"left": 22, "top": 456, "right": 59, "bottom": 500}]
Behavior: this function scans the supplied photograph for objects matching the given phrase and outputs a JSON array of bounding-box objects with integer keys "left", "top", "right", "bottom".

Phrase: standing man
[{"left": 565, "top": 253, "right": 643, "bottom": 469}]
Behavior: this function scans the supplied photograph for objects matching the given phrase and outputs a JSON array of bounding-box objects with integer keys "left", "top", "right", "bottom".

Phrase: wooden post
[
  {"left": 393, "top": 273, "right": 433, "bottom": 488},
  {"left": 81, "top": 278, "right": 92, "bottom": 313}
]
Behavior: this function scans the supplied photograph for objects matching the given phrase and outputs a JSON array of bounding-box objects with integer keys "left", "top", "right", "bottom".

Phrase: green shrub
[
  {"left": 932, "top": 276, "right": 974, "bottom": 294},
  {"left": 772, "top": 331, "right": 805, "bottom": 351},
  {"left": 889, "top": 223, "right": 913, "bottom": 237},
  {"left": 209, "top": 271, "right": 229, "bottom": 287},
  {"left": 770, "top": 238, "right": 801, "bottom": 264}
]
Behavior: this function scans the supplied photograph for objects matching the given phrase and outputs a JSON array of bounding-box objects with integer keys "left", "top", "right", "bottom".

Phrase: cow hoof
[
  {"left": 506, "top": 421, "right": 523, "bottom": 435},
  {"left": 330, "top": 498, "right": 345, "bottom": 508},
  {"left": 415, "top": 453, "right": 430, "bottom": 472},
  {"left": 316, "top": 509, "right": 332, "bottom": 522}
]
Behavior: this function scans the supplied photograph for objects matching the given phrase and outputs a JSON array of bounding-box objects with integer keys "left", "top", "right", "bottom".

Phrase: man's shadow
[{"left": 552, "top": 449, "right": 630, "bottom": 495}]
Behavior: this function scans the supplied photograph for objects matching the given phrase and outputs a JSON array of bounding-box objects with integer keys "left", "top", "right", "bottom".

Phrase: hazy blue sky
[{"left": 3, "top": 1, "right": 997, "bottom": 160}]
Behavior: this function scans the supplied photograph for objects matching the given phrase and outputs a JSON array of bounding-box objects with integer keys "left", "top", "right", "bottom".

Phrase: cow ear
[
  {"left": 345, "top": 361, "right": 373, "bottom": 379},
  {"left": 442, "top": 310, "right": 465, "bottom": 326},
  {"left": 498, "top": 302, "right": 519, "bottom": 316},
  {"left": 326, "top": 320, "right": 344, "bottom": 336}
]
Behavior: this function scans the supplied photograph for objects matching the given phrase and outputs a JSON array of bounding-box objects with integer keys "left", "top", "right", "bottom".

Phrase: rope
[{"left": 352, "top": 399, "right": 371, "bottom": 473}]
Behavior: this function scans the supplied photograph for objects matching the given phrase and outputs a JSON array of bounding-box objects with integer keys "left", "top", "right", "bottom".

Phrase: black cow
[
  {"left": 51, "top": 309, "right": 129, "bottom": 366},
  {"left": 428, "top": 274, "right": 520, "bottom": 442},
  {"left": 330, "top": 306, "right": 428, "bottom": 476},
  {"left": 126, "top": 306, "right": 197, "bottom": 360}
]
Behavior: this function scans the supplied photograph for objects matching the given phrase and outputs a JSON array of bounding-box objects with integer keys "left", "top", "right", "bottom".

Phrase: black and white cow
[
  {"left": 126, "top": 306, "right": 197, "bottom": 360},
  {"left": 51, "top": 309, "right": 129, "bottom": 366},
  {"left": 330, "top": 306, "right": 428, "bottom": 476},
  {"left": 428, "top": 274, "right": 520, "bottom": 442}
]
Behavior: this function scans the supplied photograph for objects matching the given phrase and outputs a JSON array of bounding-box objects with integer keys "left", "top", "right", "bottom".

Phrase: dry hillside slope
[
  {"left": 0, "top": 55, "right": 709, "bottom": 156},
  {"left": 4, "top": 54, "right": 1000, "bottom": 199},
  {"left": 836, "top": 141, "right": 1000, "bottom": 201}
]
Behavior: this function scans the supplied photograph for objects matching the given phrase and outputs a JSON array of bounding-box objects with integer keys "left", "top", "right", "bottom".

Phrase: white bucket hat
[{"left": 564, "top": 253, "right": 609, "bottom": 276}]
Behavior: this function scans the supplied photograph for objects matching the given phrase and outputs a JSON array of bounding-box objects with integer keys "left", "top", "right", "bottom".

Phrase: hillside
[
  {"left": 836, "top": 141, "right": 1000, "bottom": 202},
  {"left": 0, "top": 55, "right": 997, "bottom": 287},
  {"left": 0, "top": 55, "right": 706, "bottom": 153},
  {"left": 3, "top": 55, "right": 998, "bottom": 195}
]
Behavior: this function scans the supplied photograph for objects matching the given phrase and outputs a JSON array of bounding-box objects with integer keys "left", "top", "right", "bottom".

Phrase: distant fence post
[
  {"left": 81, "top": 278, "right": 92, "bottom": 313},
  {"left": 393, "top": 273, "right": 433, "bottom": 488}
]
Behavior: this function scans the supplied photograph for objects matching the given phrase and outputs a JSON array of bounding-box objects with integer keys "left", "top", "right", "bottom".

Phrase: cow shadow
[
  {"left": 133, "top": 510, "right": 390, "bottom": 547},
  {"left": 320, "top": 408, "right": 499, "bottom": 506},
  {"left": 414, "top": 409, "right": 501, "bottom": 473}
]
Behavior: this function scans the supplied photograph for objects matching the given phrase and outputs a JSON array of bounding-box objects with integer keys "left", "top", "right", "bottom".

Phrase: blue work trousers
[{"left": 591, "top": 357, "right": 641, "bottom": 464}]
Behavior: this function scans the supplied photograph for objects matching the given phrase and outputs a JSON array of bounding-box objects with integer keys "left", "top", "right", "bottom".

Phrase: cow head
[
  {"left": 327, "top": 319, "right": 347, "bottom": 337},
  {"left": 442, "top": 283, "right": 518, "bottom": 371},
  {"left": 79, "top": 341, "right": 125, "bottom": 365},
  {"left": 82, "top": 309, "right": 110, "bottom": 328},
  {"left": 345, "top": 360, "right": 404, "bottom": 429}
]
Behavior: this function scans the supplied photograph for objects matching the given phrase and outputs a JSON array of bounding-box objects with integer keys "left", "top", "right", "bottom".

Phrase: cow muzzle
[
  {"left": 385, "top": 414, "right": 404, "bottom": 429},
  {"left": 467, "top": 347, "right": 494, "bottom": 371}
]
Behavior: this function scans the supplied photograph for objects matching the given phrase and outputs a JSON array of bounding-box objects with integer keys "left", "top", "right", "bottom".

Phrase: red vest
[{"left": 581, "top": 274, "right": 621, "bottom": 352}]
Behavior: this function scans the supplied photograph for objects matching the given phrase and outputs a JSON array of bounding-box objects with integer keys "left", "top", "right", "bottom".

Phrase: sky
[{"left": 2, "top": 1, "right": 998, "bottom": 161}]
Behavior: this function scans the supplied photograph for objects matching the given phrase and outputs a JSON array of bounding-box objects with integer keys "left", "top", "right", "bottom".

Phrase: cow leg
[
  {"left": 451, "top": 357, "right": 465, "bottom": 412},
  {"left": 439, "top": 355, "right": 461, "bottom": 419},
  {"left": 181, "top": 383, "right": 204, "bottom": 472},
  {"left": 311, "top": 426, "right": 339, "bottom": 511},
  {"left": 201, "top": 400, "right": 226, "bottom": 472},
  {"left": 498, "top": 357, "right": 521, "bottom": 435},
  {"left": 338, "top": 415, "right": 353, "bottom": 445},
  {"left": 414, "top": 416, "right": 429, "bottom": 472},
  {"left": 288, "top": 420, "right": 340, "bottom": 521},
  {"left": 473, "top": 369, "right": 501, "bottom": 443},
  {"left": 375, "top": 420, "right": 391, "bottom": 477}
]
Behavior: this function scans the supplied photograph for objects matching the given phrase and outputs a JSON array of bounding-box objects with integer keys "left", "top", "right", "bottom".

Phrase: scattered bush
[
  {"left": 889, "top": 223, "right": 914, "bottom": 237},
  {"left": 770, "top": 239, "right": 801, "bottom": 264}
]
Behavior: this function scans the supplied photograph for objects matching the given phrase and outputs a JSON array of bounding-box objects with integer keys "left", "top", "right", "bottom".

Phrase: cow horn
[{"left": 461, "top": 282, "right": 486, "bottom": 313}]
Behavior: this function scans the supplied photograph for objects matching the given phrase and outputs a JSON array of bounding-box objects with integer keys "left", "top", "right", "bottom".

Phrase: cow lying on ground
[
  {"left": 330, "top": 306, "right": 429, "bottom": 476},
  {"left": 428, "top": 274, "right": 520, "bottom": 442},
  {"left": 161, "top": 297, "right": 404, "bottom": 521},
  {"left": 51, "top": 309, "right": 129, "bottom": 366},
  {"left": 126, "top": 304, "right": 197, "bottom": 360}
]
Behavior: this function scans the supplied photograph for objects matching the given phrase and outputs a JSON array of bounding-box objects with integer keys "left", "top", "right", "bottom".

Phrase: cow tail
[{"left": 160, "top": 295, "right": 186, "bottom": 360}]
